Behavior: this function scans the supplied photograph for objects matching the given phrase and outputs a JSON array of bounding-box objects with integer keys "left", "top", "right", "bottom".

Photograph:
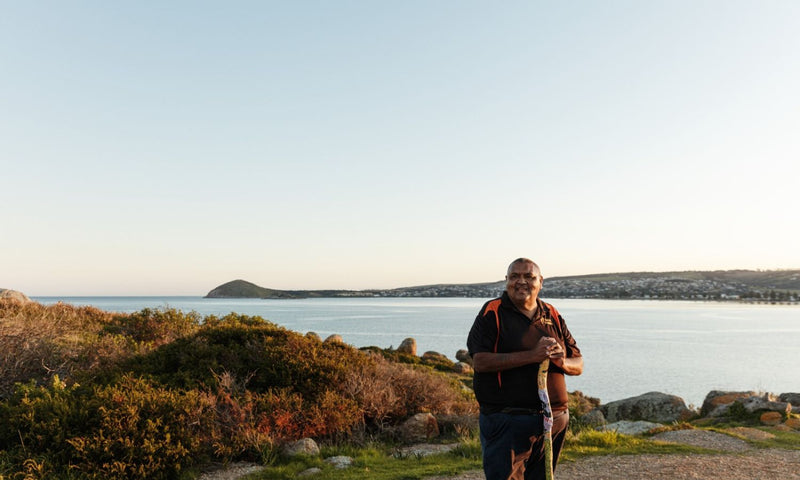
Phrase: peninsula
[{"left": 206, "top": 270, "right": 800, "bottom": 302}]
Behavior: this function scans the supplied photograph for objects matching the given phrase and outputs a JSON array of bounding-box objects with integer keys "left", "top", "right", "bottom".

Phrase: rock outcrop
[
  {"left": 701, "top": 391, "right": 792, "bottom": 417},
  {"left": 595, "top": 390, "right": 798, "bottom": 431},
  {"left": 759, "top": 411, "right": 783, "bottom": 426},
  {"left": 701, "top": 390, "right": 759, "bottom": 417},
  {"left": 600, "top": 420, "right": 661, "bottom": 435},
  {"left": 399, "top": 413, "right": 439, "bottom": 442},
  {"left": 421, "top": 351, "right": 448, "bottom": 363},
  {"left": 600, "top": 391, "right": 693, "bottom": 423},
  {"left": 455, "top": 349, "right": 472, "bottom": 365},
  {"left": 304, "top": 331, "right": 321, "bottom": 341},
  {"left": 0, "top": 289, "right": 31, "bottom": 303},
  {"left": 397, "top": 338, "right": 417, "bottom": 355},
  {"left": 738, "top": 394, "right": 791, "bottom": 415},
  {"left": 282, "top": 438, "right": 320, "bottom": 457},
  {"left": 324, "top": 456, "right": 353, "bottom": 469},
  {"left": 579, "top": 409, "right": 606, "bottom": 427},
  {"left": 452, "top": 362, "right": 473, "bottom": 374}
]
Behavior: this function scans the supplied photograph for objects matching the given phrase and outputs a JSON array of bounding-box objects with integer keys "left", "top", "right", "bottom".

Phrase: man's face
[{"left": 505, "top": 262, "right": 542, "bottom": 305}]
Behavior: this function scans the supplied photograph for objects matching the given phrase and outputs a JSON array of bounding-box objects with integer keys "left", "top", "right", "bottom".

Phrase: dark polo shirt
[{"left": 467, "top": 292, "right": 582, "bottom": 414}]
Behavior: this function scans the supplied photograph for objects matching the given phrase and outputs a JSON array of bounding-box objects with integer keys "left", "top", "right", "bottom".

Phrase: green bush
[
  {"left": 0, "top": 375, "right": 209, "bottom": 480},
  {"left": 109, "top": 317, "right": 369, "bottom": 403},
  {"left": 66, "top": 376, "right": 208, "bottom": 479},
  {"left": 0, "top": 376, "right": 89, "bottom": 468},
  {"left": 362, "top": 347, "right": 456, "bottom": 373},
  {"left": 102, "top": 308, "right": 200, "bottom": 346},
  {"left": 725, "top": 401, "right": 761, "bottom": 423}
]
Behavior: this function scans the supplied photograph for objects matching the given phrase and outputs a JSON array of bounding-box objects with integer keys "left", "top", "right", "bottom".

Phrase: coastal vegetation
[
  {"left": 0, "top": 299, "right": 475, "bottom": 479},
  {"left": 1, "top": 298, "right": 798, "bottom": 479}
]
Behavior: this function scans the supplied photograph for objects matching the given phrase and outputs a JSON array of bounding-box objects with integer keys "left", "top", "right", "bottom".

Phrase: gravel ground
[
  {"left": 427, "top": 450, "right": 800, "bottom": 480},
  {"left": 428, "top": 429, "right": 800, "bottom": 480},
  {"left": 199, "top": 429, "right": 800, "bottom": 480},
  {"left": 197, "top": 462, "right": 264, "bottom": 480}
]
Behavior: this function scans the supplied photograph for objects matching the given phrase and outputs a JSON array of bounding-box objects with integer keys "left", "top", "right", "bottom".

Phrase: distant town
[{"left": 206, "top": 270, "right": 800, "bottom": 303}]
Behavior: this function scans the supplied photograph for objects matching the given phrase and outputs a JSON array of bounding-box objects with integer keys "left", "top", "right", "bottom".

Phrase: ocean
[{"left": 32, "top": 296, "right": 800, "bottom": 408}]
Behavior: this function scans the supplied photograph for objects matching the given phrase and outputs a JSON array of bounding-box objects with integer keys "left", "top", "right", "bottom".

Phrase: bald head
[{"left": 507, "top": 258, "right": 542, "bottom": 278}]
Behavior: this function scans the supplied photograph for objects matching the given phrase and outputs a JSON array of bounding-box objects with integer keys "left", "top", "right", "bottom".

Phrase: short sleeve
[
  {"left": 559, "top": 316, "right": 581, "bottom": 358},
  {"left": 467, "top": 306, "right": 498, "bottom": 356}
]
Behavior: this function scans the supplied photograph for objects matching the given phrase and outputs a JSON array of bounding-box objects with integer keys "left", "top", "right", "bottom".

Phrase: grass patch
[
  {"left": 759, "top": 429, "right": 800, "bottom": 450},
  {"left": 248, "top": 440, "right": 482, "bottom": 480},
  {"left": 245, "top": 428, "right": 727, "bottom": 479},
  {"left": 712, "top": 426, "right": 800, "bottom": 450},
  {"left": 692, "top": 416, "right": 800, "bottom": 450},
  {"left": 560, "top": 429, "right": 715, "bottom": 462}
]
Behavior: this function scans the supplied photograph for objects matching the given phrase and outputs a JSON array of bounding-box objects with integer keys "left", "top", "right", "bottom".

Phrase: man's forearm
[
  {"left": 472, "top": 350, "right": 538, "bottom": 373},
  {"left": 557, "top": 356, "right": 583, "bottom": 376}
]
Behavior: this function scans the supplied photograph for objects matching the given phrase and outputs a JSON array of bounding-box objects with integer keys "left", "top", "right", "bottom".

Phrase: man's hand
[
  {"left": 535, "top": 336, "right": 564, "bottom": 363},
  {"left": 471, "top": 336, "right": 568, "bottom": 373}
]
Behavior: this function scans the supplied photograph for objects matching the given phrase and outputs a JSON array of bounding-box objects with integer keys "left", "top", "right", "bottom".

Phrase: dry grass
[
  {"left": 0, "top": 299, "right": 117, "bottom": 397},
  {"left": 342, "top": 353, "right": 477, "bottom": 427}
]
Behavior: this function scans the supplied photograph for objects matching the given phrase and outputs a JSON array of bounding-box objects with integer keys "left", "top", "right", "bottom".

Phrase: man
[{"left": 467, "top": 258, "right": 583, "bottom": 480}]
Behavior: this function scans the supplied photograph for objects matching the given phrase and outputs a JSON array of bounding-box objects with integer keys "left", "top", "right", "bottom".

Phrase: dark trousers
[{"left": 479, "top": 410, "right": 569, "bottom": 480}]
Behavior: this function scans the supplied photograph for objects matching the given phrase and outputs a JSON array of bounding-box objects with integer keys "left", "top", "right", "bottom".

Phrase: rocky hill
[
  {"left": 206, "top": 270, "right": 800, "bottom": 302},
  {"left": 204, "top": 280, "right": 373, "bottom": 299}
]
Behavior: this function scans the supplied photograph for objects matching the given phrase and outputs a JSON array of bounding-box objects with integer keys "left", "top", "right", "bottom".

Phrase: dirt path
[
  {"left": 433, "top": 449, "right": 800, "bottom": 479},
  {"left": 428, "top": 429, "right": 800, "bottom": 480}
]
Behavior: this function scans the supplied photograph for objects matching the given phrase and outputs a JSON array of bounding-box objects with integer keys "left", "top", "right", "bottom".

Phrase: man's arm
[
  {"left": 472, "top": 336, "right": 560, "bottom": 373},
  {"left": 551, "top": 355, "right": 583, "bottom": 376}
]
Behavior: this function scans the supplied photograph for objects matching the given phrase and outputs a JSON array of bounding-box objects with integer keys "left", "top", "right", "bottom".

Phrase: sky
[{"left": 2, "top": 1, "right": 799, "bottom": 296}]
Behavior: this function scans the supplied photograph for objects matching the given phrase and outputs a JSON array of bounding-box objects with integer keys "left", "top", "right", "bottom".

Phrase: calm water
[{"left": 33, "top": 296, "right": 800, "bottom": 408}]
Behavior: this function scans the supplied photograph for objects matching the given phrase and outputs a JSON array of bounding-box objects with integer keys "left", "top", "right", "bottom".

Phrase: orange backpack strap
[
  {"left": 482, "top": 299, "right": 502, "bottom": 353},
  {"left": 542, "top": 301, "right": 564, "bottom": 336},
  {"left": 482, "top": 299, "right": 503, "bottom": 387}
]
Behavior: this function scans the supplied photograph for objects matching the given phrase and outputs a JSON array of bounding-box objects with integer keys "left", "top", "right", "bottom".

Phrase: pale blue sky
[{"left": 2, "top": 1, "right": 799, "bottom": 295}]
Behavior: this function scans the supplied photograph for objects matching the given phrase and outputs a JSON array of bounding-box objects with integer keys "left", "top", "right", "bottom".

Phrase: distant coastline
[{"left": 205, "top": 269, "right": 800, "bottom": 303}]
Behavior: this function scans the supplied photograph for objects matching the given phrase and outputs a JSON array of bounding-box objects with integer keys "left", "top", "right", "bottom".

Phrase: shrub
[
  {"left": 0, "top": 374, "right": 210, "bottom": 480},
  {"left": 342, "top": 354, "right": 476, "bottom": 427},
  {"left": 362, "top": 346, "right": 457, "bottom": 373},
  {"left": 568, "top": 390, "right": 601, "bottom": 417},
  {"left": 725, "top": 400, "right": 761, "bottom": 423},
  {"left": 251, "top": 388, "right": 361, "bottom": 442},
  {"left": 420, "top": 351, "right": 456, "bottom": 371},
  {"left": 202, "top": 312, "right": 271, "bottom": 328},
  {"left": 0, "top": 303, "right": 202, "bottom": 400},
  {"left": 0, "top": 376, "right": 89, "bottom": 467},
  {"left": 180, "top": 373, "right": 361, "bottom": 463},
  {"left": 0, "top": 300, "right": 114, "bottom": 398},
  {"left": 66, "top": 375, "right": 209, "bottom": 480},
  {"left": 110, "top": 318, "right": 370, "bottom": 403},
  {"left": 0, "top": 303, "right": 480, "bottom": 478},
  {"left": 102, "top": 308, "right": 200, "bottom": 347}
]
